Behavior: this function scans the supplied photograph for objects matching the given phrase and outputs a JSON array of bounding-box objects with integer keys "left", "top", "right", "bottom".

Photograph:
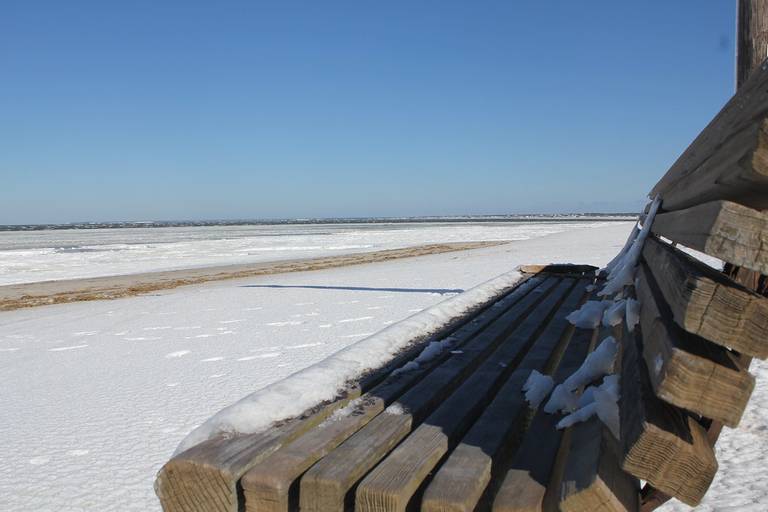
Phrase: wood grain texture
[
  {"left": 642, "top": 236, "right": 768, "bottom": 358},
  {"left": 420, "top": 281, "right": 593, "bottom": 512},
  {"left": 636, "top": 264, "right": 755, "bottom": 427},
  {"left": 354, "top": 279, "right": 579, "bottom": 512},
  {"left": 649, "top": 55, "right": 768, "bottom": 211},
  {"left": 299, "top": 277, "right": 561, "bottom": 512},
  {"left": 557, "top": 320, "right": 640, "bottom": 512},
  {"left": 737, "top": 0, "right": 768, "bottom": 88},
  {"left": 558, "top": 418, "right": 640, "bottom": 512},
  {"left": 490, "top": 307, "right": 600, "bottom": 512},
  {"left": 651, "top": 200, "right": 768, "bottom": 275},
  {"left": 239, "top": 272, "right": 540, "bottom": 512},
  {"left": 155, "top": 391, "right": 358, "bottom": 512},
  {"left": 619, "top": 330, "right": 717, "bottom": 506}
]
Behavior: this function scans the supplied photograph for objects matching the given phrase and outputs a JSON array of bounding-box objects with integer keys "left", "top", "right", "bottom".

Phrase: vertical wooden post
[
  {"left": 737, "top": 0, "right": 768, "bottom": 88},
  {"left": 725, "top": 0, "right": 768, "bottom": 294}
]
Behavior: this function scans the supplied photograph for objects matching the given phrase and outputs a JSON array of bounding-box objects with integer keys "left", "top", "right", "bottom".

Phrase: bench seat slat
[
  {"left": 239, "top": 273, "right": 545, "bottom": 512},
  {"left": 652, "top": 200, "right": 768, "bottom": 274},
  {"left": 353, "top": 279, "right": 580, "bottom": 512},
  {"left": 420, "top": 281, "right": 593, "bottom": 512},
  {"left": 298, "top": 276, "right": 562, "bottom": 512},
  {"left": 490, "top": 307, "right": 602, "bottom": 512},
  {"left": 642, "top": 236, "right": 768, "bottom": 358},
  {"left": 636, "top": 264, "right": 755, "bottom": 427}
]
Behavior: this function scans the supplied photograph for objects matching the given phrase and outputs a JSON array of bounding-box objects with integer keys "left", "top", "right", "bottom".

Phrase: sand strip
[{"left": 0, "top": 241, "right": 509, "bottom": 311}]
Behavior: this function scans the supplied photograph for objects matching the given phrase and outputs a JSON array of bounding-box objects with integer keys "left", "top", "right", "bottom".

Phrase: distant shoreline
[
  {"left": 0, "top": 215, "right": 638, "bottom": 232},
  {"left": 0, "top": 241, "right": 509, "bottom": 311}
]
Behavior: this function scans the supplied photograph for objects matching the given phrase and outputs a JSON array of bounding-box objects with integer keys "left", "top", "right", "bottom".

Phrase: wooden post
[
  {"left": 725, "top": 0, "right": 768, "bottom": 294},
  {"left": 737, "top": 0, "right": 768, "bottom": 88}
]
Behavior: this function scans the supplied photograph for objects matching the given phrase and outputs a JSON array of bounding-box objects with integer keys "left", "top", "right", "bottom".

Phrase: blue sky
[{"left": 1, "top": 1, "right": 736, "bottom": 223}]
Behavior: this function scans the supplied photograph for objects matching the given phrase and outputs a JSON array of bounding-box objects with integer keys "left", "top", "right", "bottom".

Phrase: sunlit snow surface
[
  {"left": 0, "top": 221, "right": 621, "bottom": 285},
  {"left": 3, "top": 221, "right": 764, "bottom": 512}
]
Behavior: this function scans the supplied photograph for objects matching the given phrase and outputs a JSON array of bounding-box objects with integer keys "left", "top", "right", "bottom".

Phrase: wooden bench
[{"left": 155, "top": 15, "right": 768, "bottom": 512}]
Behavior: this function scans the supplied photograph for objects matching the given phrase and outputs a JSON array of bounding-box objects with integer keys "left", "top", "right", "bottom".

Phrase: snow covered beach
[{"left": 1, "top": 220, "right": 765, "bottom": 511}]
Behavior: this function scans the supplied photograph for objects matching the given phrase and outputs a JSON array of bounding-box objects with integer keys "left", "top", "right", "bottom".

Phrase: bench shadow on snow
[{"left": 239, "top": 284, "right": 465, "bottom": 295}]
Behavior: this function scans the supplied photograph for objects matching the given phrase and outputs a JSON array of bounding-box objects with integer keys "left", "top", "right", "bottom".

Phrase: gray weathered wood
[
  {"left": 238, "top": 274, "right": 540, "bottom": 512},
  {"left": 649, "top": 57, "right": 768, "bottom": 211},
  {"left": 558, "top": 418, "right": 640, "bottom": 512},
  {"left": 619, "top": 329, "right": 717, "bottom": 506},
  {"left": 652, "top": 200, "right": 768, "bottom": 274},
  {"left": 490, "top": 312, "right": 602, "bottom": 512},
  {"left": 353, "top": 279, "right": 580, "bottom": 512},
  {"left": 636, "top": 264, "right": 755, "bottom": 427},
  {"left": 556, "top": 319, "right": 640, "bottom": 512},
  {"left": 420, "top": 282, "right": 594, "bottom": 512},
  {"left": 642, "top": 236, "right": 768, "bottom": 358},
  {"left": 155, "top": 392, "right": 358, "bottom": 512},
  {"left": 738, "top": 0, "right": 768, "bottom": 88},
  {"left": 298, "top": 277, "right": 563, "bottom": 512}
]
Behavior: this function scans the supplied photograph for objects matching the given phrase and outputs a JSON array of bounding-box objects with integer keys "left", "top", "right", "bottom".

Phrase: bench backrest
[{"left": 622, "top": 58, "right": 768, "bottom": 511}]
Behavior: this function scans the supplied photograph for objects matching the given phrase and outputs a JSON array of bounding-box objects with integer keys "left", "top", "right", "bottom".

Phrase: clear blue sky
[{"left": 1, "top": 1, "right": 736, "bottom": 223}]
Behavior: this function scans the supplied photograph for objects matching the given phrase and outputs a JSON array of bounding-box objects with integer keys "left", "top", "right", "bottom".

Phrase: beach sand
[{"left": 0, "top": 241, "right": 507, "bottom": 311}]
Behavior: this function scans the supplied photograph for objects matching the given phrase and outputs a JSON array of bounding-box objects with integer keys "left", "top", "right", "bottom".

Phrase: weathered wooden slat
[
  {"left": 420, "top": 281, "right": 593, "bottom": 512},
  {"left": 354, "top": 279, "right": 587, "bottom": 512},
  {"left": 298, "top": 277, "right": 564, "bottom": 512},
  {"left": 636, "top": 264, "right": 755, "bottom": 427},
  {"left": 619, "top": 329, "right": 717, "bottom": 506},
  {"left": 156, "top": 274, "right": 541, "bottom": 512},
  {"left": 642, "top": 236, "right": 768, "bottom": 358},
  {"left": 155, "top": 392, "right": 358, "bottom": 512},
  {"left": 558, "top": 418, "right": 640, "bottom": 512},
  {"left": 238, "top": 274, "right": 542, "bottom": 512},
  {"left": 649, "top": 58, "right": 768, "bottom": 211},
  {"left": 490, "top": 312, "right": 601, "bottom": 512},
  {"left": 652, "top": 200, "right": 768, "bottom": 274},
  {"left": 556, "top": 319, "right": 640, "bottom": 512}
]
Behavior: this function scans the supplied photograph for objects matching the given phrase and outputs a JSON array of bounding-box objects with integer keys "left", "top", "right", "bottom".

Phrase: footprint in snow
[
  {"left": 165, "top": 350, "right": 190, "bottom": 359},
  {"left": 48, "top": 345, "right": 88, "bottom": 352}
]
